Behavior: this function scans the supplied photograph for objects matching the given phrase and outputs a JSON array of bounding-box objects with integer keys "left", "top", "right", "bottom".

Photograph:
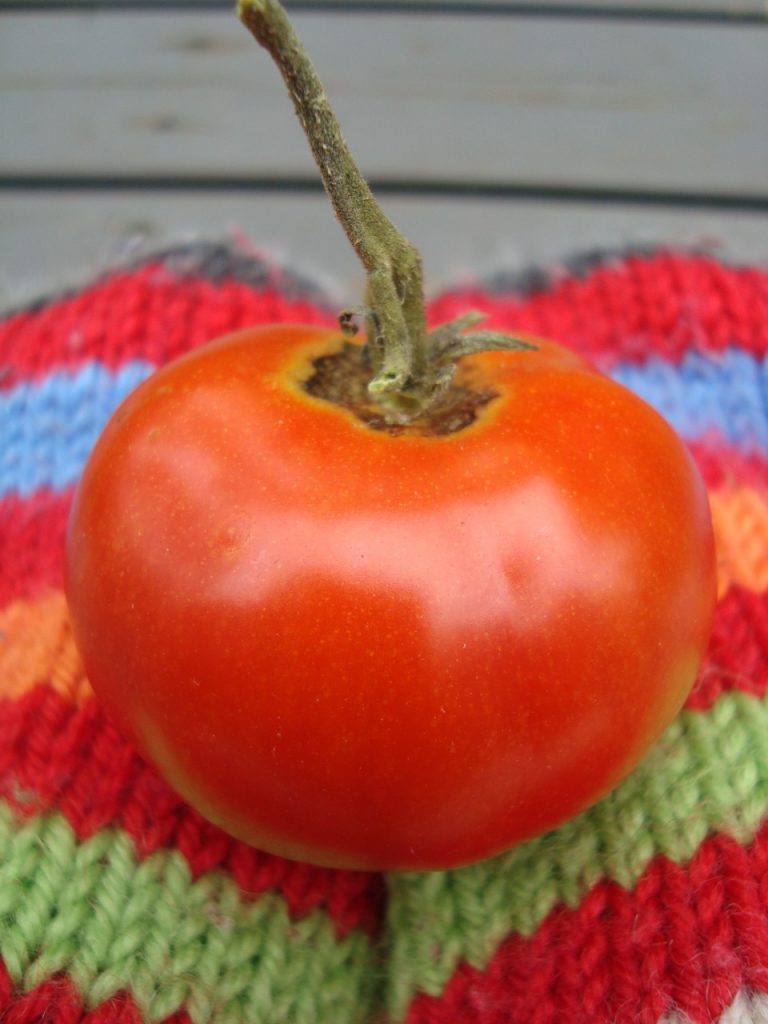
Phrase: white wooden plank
[
  {"left": 1, "top": 12, "right": 766, "bottom": 194},
  {"left": 324, "top": 0, "right": 767, "bottom": 9},
  {"left": 11, "top": 2, "right": 767, "bottom": 15},
  {"left": 1, "top": 191, "right": 766, "bottom": 308}
]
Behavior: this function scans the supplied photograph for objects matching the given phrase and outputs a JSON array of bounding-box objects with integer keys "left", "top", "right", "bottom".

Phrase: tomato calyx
[
  {"left": 334, "top": 308, "right": 536, "bottom": 428},
  {"left": 304, "top": 338, "right": 499, "bottom": 436},
  {"left": 239, "top": 0, "right": 535, "bottom": 425}
]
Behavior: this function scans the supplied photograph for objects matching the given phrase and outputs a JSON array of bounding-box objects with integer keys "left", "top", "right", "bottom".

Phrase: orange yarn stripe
[
  {"left": 710, "top": 486, "right": 768, "bottom": 599},
  {"left": 1, "top": 485, "right": 766, "bottom": 705},
  {"left": 0, "top": 590, "right": 92, "bottom": 705}
]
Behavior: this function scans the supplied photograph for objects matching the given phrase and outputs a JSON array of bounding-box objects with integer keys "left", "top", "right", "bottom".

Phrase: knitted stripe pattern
[{"left": 1, "top": 243, "right": 767, "bottom": 1024}]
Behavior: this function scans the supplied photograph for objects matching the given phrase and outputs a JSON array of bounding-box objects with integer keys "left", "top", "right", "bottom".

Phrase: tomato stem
[{"left": 238, "top": 0, "right": 535, "bottom": 422}]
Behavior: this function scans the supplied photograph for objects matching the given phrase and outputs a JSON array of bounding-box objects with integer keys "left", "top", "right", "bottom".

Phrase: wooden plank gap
[{"left": 2, "top": 174, "right": 768, "bottom": 211}]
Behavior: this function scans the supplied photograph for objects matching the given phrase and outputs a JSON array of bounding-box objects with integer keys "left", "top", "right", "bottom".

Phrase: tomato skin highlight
[{"left": 65, "top": 325, "right": 716, "bottom": 871}]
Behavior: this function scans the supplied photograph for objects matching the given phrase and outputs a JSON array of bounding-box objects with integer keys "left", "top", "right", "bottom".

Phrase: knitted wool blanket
[{"left": 1, "top": 243, "right": 767, "bottom": 1024}]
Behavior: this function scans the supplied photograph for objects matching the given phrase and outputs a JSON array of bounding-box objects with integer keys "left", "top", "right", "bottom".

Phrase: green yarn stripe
[
  {"left": 385, "top": 690, "right": 768, "bottom": 1019},
  {"left": 0, "top": 804, "right": 379, "bottom": 1024},
  {"left": 4, "top": 691, "right": 768, "bottom": 1023}
]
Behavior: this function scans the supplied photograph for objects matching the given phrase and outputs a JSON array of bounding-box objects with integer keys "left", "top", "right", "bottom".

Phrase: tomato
[{"left": 65, "top": 324, "right": 716, "bottom": 871}]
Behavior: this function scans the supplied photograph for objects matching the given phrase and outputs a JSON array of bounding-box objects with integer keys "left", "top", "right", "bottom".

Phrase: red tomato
[{"left": 65, "top": 325, "right": 716, "bottom": 870}]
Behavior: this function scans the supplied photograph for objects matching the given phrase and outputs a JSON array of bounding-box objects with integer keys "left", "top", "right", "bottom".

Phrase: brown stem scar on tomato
[{"left": 303, "top": 342, "right": 499, "bottom": 437}]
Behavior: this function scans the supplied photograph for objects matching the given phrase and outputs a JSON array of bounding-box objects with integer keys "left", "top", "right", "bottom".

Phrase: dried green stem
[
  {"left": 238, "top": 0, "right": 426, "bottom": 400},
  {"left": 238, "top": 0, "right": 535, "bottom": 422}
]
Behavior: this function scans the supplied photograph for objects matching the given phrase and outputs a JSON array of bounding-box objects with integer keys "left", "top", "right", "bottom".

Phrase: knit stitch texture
[{"left": 1, "top": 243, "right": 768, "bottom": 1024}]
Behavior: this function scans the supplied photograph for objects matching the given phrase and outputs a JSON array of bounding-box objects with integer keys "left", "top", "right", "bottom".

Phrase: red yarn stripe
[
  {"left": 0, "top": 489, "right": 72, "bottom": 606},
  {"left": 404, "top": 823, "right": 768, "bottom": 1024},
  {"left": 0, "top": 263, "right": 334, "bottom": 390},
  {"left": 690, "top": 586, "right": 768, "bottom": 710},
  {"left": 0, "top": 962, "right": 189, "bottom": 1024},
  {"left": 429, "top": 252, "right": 768, "bottom": 370},
  {"left": 687, "top": 442, "right": 768, "bottom": 493},
  {"left": 2, "top": 254, "right": 767, "bottom": 389},
  {"left": 0, "top": 685, "right": 384, "bottom": 938}
]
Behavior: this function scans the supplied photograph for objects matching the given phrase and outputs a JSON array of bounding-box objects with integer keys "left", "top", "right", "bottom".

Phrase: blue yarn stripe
[
  {"left": 610, "top": 349, "right": 768, "bottom": 455},
  {"left": 1, "top": 350, "right": 767, "bottom": 498},
  {"left": 1, "top": 361, "right": 155, "bottom": 498}
]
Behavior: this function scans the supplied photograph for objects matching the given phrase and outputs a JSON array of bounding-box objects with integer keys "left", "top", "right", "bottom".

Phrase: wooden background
[{"left": 1, "top": 0, "right": 767, "bottom": 307}]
